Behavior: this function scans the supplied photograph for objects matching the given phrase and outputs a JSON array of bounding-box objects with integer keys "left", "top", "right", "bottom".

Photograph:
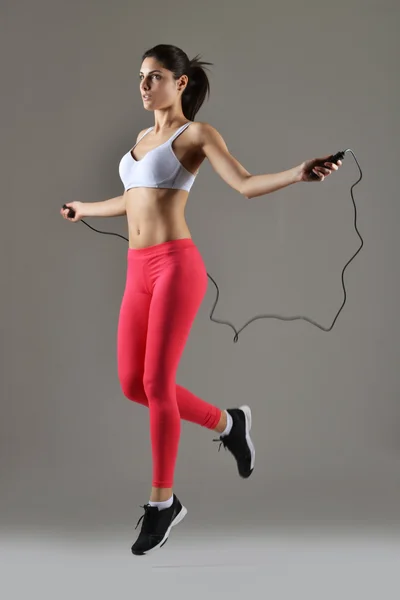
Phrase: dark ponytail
[{"left": 141, "top": 44, "right": 213, "bottom": 121}]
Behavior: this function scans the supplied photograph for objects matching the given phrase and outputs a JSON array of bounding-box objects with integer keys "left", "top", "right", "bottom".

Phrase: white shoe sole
[
  {"left": 133, "top": 504, "right": 188, "bottom": 556},
  {"left": 239, "top": 405, "right": 256, "bottom": 472}
]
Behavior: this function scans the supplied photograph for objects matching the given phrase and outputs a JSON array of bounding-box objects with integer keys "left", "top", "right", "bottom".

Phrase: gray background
[{"left": 2, "top": 0, "right": 399, "bottom": 596}]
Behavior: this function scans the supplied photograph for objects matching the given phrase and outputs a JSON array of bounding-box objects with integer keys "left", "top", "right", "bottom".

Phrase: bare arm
[
  {"left": 82, "top": 194, "right": 126, "bottom": 217},
  {"left": 198, "top": 123, "right": 301, "bottom": 199}
]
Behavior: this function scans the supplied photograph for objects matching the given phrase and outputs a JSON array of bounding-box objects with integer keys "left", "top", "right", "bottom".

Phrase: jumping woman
[{"left": 60, "top": 44, "right": 342, "bottom": 556}]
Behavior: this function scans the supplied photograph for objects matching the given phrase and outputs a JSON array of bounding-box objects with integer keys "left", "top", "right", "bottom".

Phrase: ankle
[
  {"left": 150, "top": 487, "right": 173, "bottom": 502},
  {"left": 213, "top": 409, "right": 227, "bottom": 433}
]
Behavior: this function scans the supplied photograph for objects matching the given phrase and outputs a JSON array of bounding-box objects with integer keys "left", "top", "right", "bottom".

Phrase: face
[{"left": 139, "top": 57, "right": 188, "bottom": 111}]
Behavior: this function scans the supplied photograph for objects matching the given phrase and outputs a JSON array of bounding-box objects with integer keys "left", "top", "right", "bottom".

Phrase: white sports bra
[{"left": 118, "top": 121, "right": 198, "bottom": 192}]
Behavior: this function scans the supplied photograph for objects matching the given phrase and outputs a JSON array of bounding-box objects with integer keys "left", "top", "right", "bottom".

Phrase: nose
[{"left": 141, "top": 78, "right": 150, "bottom": 91}]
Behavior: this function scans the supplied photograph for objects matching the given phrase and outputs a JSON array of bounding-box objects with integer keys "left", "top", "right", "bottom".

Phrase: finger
[
  {"left": 312, "top": 169, "right": 324, "bottom": 180},
  {"left": 319, "top": 166, "right": 332, "bottom": 175},
  {"left": 314, "top": 166, "right": 326, "bottom": 175}
]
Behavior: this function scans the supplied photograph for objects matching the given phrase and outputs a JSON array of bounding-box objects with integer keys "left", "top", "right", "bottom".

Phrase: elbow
[
  {"left": 240, "top": 175, "right": 252, "bottom": 200},
  {"left": 120, "top": 194, "right": 127, "bottom": 216}
]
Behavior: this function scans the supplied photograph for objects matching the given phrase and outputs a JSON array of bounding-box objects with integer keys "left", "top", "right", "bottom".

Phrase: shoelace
[
  {"left": 212, "top": 436, "right": 228, "bottom": 452},
  {"left": 135, "top": 503, "right": 158, "bottom": 531},
  {"left": 213, "top": 432, "right": 250, "bottom": 460}
]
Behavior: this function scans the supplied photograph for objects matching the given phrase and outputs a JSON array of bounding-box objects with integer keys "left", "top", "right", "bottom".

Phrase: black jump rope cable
[{"left": 62, "top": 149, "right": 363, "bottom": 343}]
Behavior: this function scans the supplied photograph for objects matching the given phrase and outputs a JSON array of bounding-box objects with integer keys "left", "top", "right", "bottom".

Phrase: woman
[{"left": 61, "top": 44, "right": 341, "bottom": 556}]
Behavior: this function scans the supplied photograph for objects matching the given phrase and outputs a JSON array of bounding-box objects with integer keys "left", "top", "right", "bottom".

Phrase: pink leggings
[{"left": 117, "top": 238, "right": 222, "bottom": 488}]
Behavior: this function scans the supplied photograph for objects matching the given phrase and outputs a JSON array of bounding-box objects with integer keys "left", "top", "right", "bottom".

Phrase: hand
[
  {"left": 298, "top": 155, "right": 343, "bottom": 183},
  {"left": 60, "top": 201, "right": 84, "bottom": 222}
]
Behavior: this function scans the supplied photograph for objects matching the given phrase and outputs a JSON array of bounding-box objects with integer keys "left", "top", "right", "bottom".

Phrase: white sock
[
  {"left": 220, "top": 410, "right": 233, "bottom": 437},
  {"left": 149, "top": 494, "right": 174, "bottom": 511}
]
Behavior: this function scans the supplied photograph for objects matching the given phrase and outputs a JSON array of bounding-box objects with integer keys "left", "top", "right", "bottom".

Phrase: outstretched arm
[{"left": 198, "top": 123, "right": 340, "bottom": 199}]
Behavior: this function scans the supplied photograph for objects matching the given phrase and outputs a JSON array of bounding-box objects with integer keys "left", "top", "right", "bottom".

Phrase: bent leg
[
  {"left": 144, "top": 246, "right": 220, "bottom": 488},
  {"left": 117, "top": 253, "right": 221, "bottom": 433}
]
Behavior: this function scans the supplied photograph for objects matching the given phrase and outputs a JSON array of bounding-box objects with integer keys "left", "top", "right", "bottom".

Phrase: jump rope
[{"left": 62, "top": 148, "right": 363, "bottom": 343}]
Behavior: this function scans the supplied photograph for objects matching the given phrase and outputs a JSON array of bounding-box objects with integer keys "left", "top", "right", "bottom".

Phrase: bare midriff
[{"left": 125, "top": 187, "right": 192, "bottom": 249}]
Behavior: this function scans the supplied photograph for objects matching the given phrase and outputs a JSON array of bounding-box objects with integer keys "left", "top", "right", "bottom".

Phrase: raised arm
[{"left": 197, "top": 123, "right": 337, "bottom": 199}]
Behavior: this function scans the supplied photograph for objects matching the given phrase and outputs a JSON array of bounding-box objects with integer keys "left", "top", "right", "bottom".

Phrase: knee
[
  {"left": 143, "top": 376, "right": 166, "bottom": 402},
  {"left": 119, "top": 371, "right": 146, "bottom": 404}
]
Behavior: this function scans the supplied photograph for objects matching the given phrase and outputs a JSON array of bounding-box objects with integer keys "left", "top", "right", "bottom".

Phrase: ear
[{"left": 178, "top": 74, "right": 189, "bottom": 93}]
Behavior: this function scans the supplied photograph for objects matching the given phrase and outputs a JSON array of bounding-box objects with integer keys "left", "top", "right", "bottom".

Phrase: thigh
[
  {"left": 144, "top": 248, "right": 208, "bottom": 393},
  {"left": 117, "top": 270, "right": 151, "bottom": 389}
]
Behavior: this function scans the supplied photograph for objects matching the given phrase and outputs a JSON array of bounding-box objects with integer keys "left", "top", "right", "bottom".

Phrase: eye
[{"left": 139, "top": 74, "right": 161, "bottom": 80}]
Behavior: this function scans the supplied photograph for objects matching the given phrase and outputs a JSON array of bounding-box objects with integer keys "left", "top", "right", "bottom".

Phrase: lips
[{"left": 142, "top": 95, "right": 152, "bottom": 100}]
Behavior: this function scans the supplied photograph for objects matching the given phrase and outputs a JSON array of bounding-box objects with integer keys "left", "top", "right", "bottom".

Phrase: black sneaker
[
  {"left": 213, "top": 405, "right": 255, "bottom": 478},
  {"left": 131, "top": 494, "right": 187, "bottom": 556}
]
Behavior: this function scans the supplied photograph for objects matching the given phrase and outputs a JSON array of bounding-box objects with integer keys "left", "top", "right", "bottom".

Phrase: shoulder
[
  {"left": 189, "top": 121, "right": 216, "bottom": 138},
  {"left": 189, "top": 121, "right": 222, "bottom": 151},
  {"left": 136, "top": 127, "right": 151, "bottom": 141}
]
